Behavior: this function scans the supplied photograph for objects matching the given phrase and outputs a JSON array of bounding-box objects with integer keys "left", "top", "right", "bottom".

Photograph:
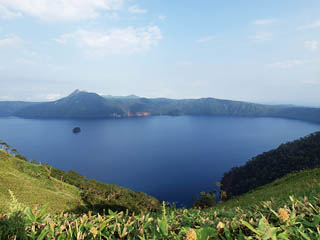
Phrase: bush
[
  {"left": 192, "top": 191, "right": 216, "bottom": 209},
  {"left": 0, "top": 190, "right": 27, "bottom": 239},
  {"left": 16, "top": 154, "right": 28, "bottom": 161}
]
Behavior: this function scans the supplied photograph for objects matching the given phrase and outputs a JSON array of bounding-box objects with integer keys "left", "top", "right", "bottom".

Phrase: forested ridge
[
  {"left": 1, "top": 90, "right": 320, "bottom": 124},
  {"left": 221, "top": 131, "right": 320, "bottom": 199}
]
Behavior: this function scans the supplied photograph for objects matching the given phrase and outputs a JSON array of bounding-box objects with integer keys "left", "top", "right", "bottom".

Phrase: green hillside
[
  {"left": 0, "top": 150, "right": 83, "bottom": 214},
  {"left": 1, "top": 164, "right": 320, "bottom": 239},
  {"left": 0, "top": 149, "right": 160, "bottom": 216}
]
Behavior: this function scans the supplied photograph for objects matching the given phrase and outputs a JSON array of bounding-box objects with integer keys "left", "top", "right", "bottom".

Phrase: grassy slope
[
  {"left": 218, "top": 167, "right": 320, "bottom": 210},
  {"left": 1, "top": 162, "right": 320, "bottom": 238},
  {"left": 0, "top": 150, "right": 83, "bottom": 214},
  {"left": 0, "top": 149, "right": 160, "bottom": 216}
]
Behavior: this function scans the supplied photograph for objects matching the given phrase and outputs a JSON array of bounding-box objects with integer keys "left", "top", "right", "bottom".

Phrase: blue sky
[{"left": 0, "top": 0, "right": 319, "bottom": 105}]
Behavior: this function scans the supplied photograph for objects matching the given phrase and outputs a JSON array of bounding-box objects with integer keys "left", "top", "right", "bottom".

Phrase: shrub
[
  {"left": 192, "top": 191, "right": 216, "bottom": 209},
  {"left": 16, "top": 154, "right": 28, "bottom": 161}
]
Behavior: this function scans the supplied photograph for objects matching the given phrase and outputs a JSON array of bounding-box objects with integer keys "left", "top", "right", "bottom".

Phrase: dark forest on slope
[{"left": 221, "top": 131, "right": 320, "bottom": 199}]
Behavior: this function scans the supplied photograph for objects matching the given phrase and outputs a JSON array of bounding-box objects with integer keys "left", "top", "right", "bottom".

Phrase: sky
[{"left": 0, "top": 0, "right": 320, "bottom": 106}]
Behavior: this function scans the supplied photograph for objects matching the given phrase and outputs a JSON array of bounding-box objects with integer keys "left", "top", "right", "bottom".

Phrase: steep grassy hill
[
  {"left": 0, "top": 150, "right": 160, "bottom": 216},
  {"left": 1, "top": 166, "right": 320, "bottom": 239},
  {"left": 0, "top": 150, "right": 83, "bottom": 214}
]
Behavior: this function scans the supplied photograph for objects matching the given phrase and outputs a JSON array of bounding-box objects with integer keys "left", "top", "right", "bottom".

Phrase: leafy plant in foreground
[{"left": 1, "top": 190, "right": 320, "bottom": 239}]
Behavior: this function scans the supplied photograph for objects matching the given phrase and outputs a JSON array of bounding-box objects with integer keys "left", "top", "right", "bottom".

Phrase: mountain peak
[{"left": 69, "top": 89, "right": 82, "bottom": 96}]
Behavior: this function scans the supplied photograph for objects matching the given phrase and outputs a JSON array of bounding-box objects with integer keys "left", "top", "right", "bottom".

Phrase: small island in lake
[{"left": 72, "top": 127, "right": 81, "bottom": 133}]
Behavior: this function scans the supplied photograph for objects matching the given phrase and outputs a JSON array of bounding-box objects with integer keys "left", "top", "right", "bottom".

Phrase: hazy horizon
[
  {"left": 1, "top": 89, "right": 318, "bottom": 108},
  {"left": 1, "top": 1, "right": 320, "bottom": 106}
]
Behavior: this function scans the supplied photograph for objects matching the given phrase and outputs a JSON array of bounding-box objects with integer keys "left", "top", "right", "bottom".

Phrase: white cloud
[
  {"left": 267, "top": 59, "right": 304, "bottom": 69},
  {"left": 0, "top": 0, "right": 123, "bottom": 21},
  {"left": 158, "top": 15, "right": 166, "bottom": 21},
  {"left": 15, "top": 58, "right": 38, "bottom": 67},
  {"left": 128, "top": 5, "right": 147, "bottom": 14},
  {"left": 253, "top": 18, "right": 278, "bottom": 25},
  {"left": 304, "top": 40, "right": 318, "bottom": 51},
  {"left": 104, "top": 12, "right": 119, "bottom": 20},
  {"left": 176, "top": 61, "right": 192, "bottom": 67},
  {"left": 44, "top": 93, "right": 61, "bottom": 100},
  {"left": 28, "top": 93, "right": 62, "bottom": 101},
  {"left": 56, "top": 26, "right": 162, "bottom": 56},
  {"left": 250, "top": 32, "right": 273, "bottom": 41},
  {"left": 0, "top": 95, "right": 14, "bottom": 100},
  {"left": 14, "top": 52, "right": 64, "bottom": 73},
  {"left": 0, "top": 35, "right": 23, "bottom": 48},
  {"left": 298, "top": 20, "right": 320, "bottom": 30},
  {"left": 196, "top": 36, "right": 216, "bottom": 43},
  {"left": 47, "top": 64, "right": 64, "bottom": 72},
  {"left": 302, "top": 79, "right": 319, "bottom": 85},
  {"left": 0, "top": 5, "right": 21, "bottom": 18}
]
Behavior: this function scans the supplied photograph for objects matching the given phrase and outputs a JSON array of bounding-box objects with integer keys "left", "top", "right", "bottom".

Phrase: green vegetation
[
  {"left": 1, "top": 89, "right": 320, "bottom": 123},
  {"left": 0, "top": 149, "right": 82, "bottom": 214},
  {"left": 0, "top": 148, "right": 160, "bottom": 216},
  {"left": 49, "top": 168, "right": 160, "bottom": 214},
  {"left": 1, "top": 166, "right": 320, "bottom": 239},
  {"left": 221, "top": 131, "right": 320, "bottom": 199}
]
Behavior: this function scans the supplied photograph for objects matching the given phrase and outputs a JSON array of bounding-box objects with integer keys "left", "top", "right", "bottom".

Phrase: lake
[{"left": 0, "top": 116, "right": 319, "bottom": 206}]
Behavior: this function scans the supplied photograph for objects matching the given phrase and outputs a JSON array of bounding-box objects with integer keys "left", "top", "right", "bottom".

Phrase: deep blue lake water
[{"left": 0, "top": 116, "right": 319, "bottom": 206}]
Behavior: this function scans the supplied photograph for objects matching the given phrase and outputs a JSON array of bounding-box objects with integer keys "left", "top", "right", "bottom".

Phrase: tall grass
[{"left": 1, "top": 171, "right": 320, "bottom": 239}]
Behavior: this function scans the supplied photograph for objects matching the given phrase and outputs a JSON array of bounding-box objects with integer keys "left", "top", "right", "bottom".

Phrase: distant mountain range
[{"left": 1, "top": 90, "right": 320, "bottom": 123}]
